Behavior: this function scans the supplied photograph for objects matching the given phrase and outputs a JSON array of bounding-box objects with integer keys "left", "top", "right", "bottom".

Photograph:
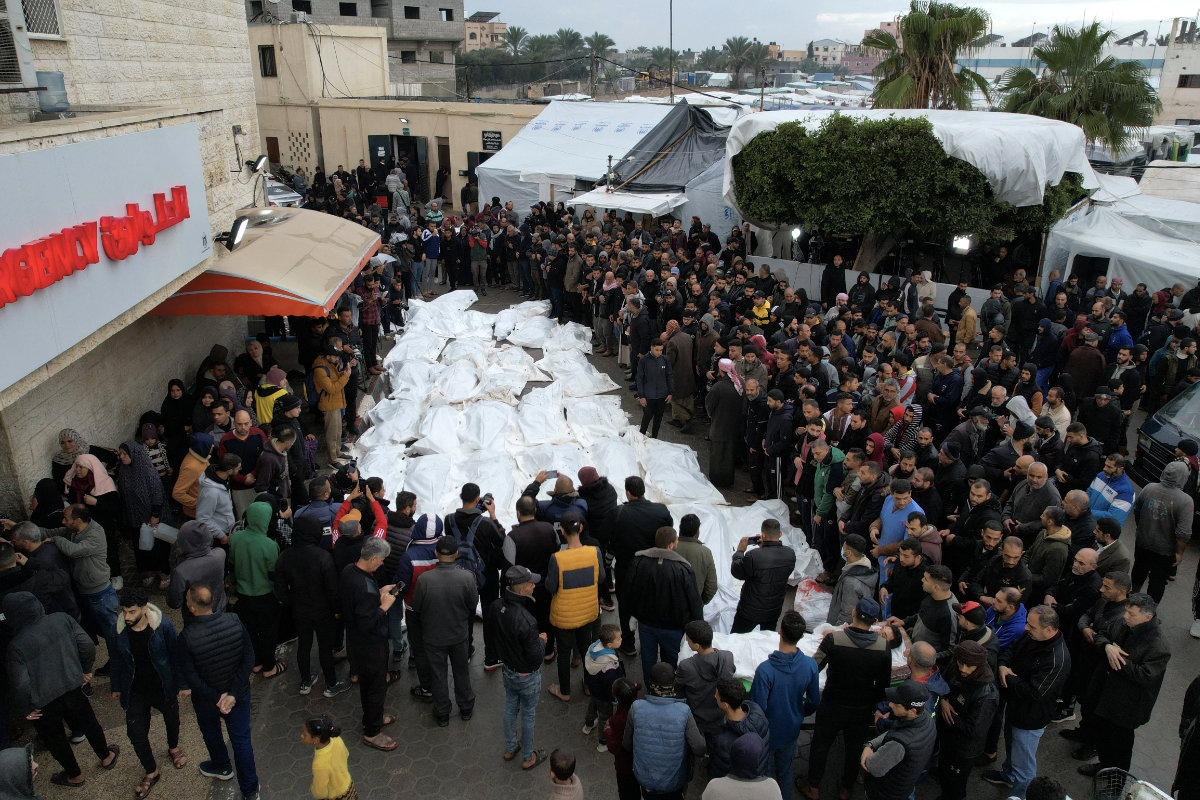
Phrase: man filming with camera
[{"left": 731, "top": 519, "right": 798, "bottom": 634}]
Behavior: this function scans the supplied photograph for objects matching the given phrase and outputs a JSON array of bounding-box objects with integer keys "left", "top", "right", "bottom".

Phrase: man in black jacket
[
  {"left": 484, "top": 566, "right": 548, "bottom": 770},
  {"left": 1077, "top": 593, "right": 1171, "bottom": 776},
  {"left": 178, "top": 585, "right": 259, "bottom": 798},
  {"left": 276, "top": 516, "right": 346, "bottom": 699},
  {"left": 731, "top": 519, "right": 797, "bottom": 633},
  {"left": 340, "top": 537, "right": 398, "bottom": 751},
  {"left": 612, "top": 476, "right": 672, "bottom": 657},
  {"left": 577, "top": 466, "right": 619, "bottom": 611},
  {"left": 501, "top": 496, "right": 558, "bottom": 665},
  {"left": 636, "top": 339, "right": 673, "bottom": 438},
  {"left": 625, "top": 526, "right": 703, "bottom": 668},
  {"left": 445, "top": 483, "right": 504, "bottom": 664},
  {"left": 763, "top": 390, "right": 794, "bottom": 500},
  {"left": 626, "top": 297, "right": 654, "bottom": 389},
  {"left": 412, "top": 536, "right": 479, "bottom": 727},
  {"left": 982, "top": 605, "right": 1071, "bottom": 800},
  {"left": 942, "top": 479, "right": 1003, "bottom": 580},
  {"left": 1057, "top": 423, "right": 1104, "bottom": 494}
]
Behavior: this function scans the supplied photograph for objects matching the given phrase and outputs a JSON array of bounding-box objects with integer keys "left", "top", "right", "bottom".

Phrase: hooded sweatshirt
[
  {"left": 275, "top": 516, "right": 338, "bottom": 621},
  {"left": 0, "top": 744, "right": 39, "bottom": 800},
  {"left": 750, "top": 648, "right": 821, "bottom": 742},
  {"left": 228, "top": 502, "right": 279, "bottom": 597},
  {"left": 167, "top": 520, "right": 227, "bottom": 617},
  {"left": 196, "top": 468, "right": 235, "bottom": 540},
  {"left": 1132, "top": 461, "right": 1195, "bottom": 556},
  {"left": 583, "top": 639, "right": 626, "bottom": 703},
  {"left": 172, "top": 433, "right": 213, "bottom": 518},
  {"left": 676, "top": 647, "right": 736, "bottom": 735},
  {"left": 4, "top": 592, "right": 94, "bottom": 712}
]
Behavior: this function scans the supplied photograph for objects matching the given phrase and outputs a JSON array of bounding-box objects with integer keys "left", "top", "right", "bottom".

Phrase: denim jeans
[
  {"left": 638, "top": 623, "right": 684, "bottom": 667},
  {"left": 771, "top": 738, "right": 798, "bottom": 798},
  {"left": 80, "top": 584, "right": 118, "bottom": 656},
  {"left": 411, "top": 262, "right": 424, "bottom": 296},
  {"left": 549, "top": 287, "right": 564, "bottom": 320},
  {"left": 502, "top": 667, "right": 541, "bottom": 761},
  {"left": 192, "top": 692, "right": 258, "bottom": 796},
  {"left": 1035, "top": 366, "right": 1054, "bottom": 396},
  {"left": 1001, "top": 724, "right": 1044, "bottom": 800}
]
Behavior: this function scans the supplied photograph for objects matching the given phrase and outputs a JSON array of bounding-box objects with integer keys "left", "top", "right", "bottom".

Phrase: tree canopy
[
  {"left": 731, "top": 114, "right": 1083, "bottom": 250},
  {"left": 995, "top": 22, "right": 1161, "bottom": 158},
  {"left": 864, "top": 0, "right": 991, "bottom": 109}
]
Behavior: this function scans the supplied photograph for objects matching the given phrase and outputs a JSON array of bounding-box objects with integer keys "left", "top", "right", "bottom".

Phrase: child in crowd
[
  {"left": 548, "top": 749, "right": 583, "bottom": 800},
  {"left": 303, "top": 714, "right": 353, "bottom": 800},
  {"left": 141, "top": 423, "right": 172, "bottom": 480},
  {"left": 582, "top": 623, "right": 626, "bottom": 751},
  {"left": 603, "top": 678, "right": 640, "bottom": 800}
]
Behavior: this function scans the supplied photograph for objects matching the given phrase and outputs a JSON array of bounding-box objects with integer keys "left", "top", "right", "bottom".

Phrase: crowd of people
[{"left": 1, "top": 198, "right": 1199, "bottom": 800}]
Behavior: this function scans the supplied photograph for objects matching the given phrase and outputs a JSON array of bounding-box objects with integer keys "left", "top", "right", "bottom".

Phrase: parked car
[
  {"left": 264, "top": 175, "right": 302, "bottom": 207},
  {"left": 1131, "top": 380, "right": 1200, "bottom": 487}
]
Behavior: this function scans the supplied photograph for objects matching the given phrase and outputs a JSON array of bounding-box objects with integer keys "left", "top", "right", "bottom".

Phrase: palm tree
[
  {"left": 504, "top": 25, "right": 527, "bottom": 56},
  {"left": 523, "top": 34, "right": 559, "bottom": 79},
  {"left": 584, "top": 32, "right": 616, "bottom": 93},
  {"left": 863, "top": 0, "right": 991, "bottom": 109},
  {"left": 996, "top": 22, "right": 1160, "bottom": 157},
  {"left": 554, "top": 28, "right": 585, "bottom": 59},
  {"left": 649, "top": 46, "right": 679, "bottom": 83},
  {"left": 696, "top": 46, "right": 724, "bottom": 71},
  {"left": 744, "top": 42, "right": 773, "bottom": 87},
  {"left": 723, "top": 35, "right": 753, "bottom": 88}
]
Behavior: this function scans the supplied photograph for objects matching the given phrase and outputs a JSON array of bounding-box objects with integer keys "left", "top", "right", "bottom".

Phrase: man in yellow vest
[{"left": 544, "top": 510, "right": 604, "bottom": 702}]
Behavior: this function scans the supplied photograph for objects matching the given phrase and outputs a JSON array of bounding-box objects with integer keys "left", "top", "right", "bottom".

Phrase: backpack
[{"left": 446, "top": 513, "right": 487, "bottom": 590}]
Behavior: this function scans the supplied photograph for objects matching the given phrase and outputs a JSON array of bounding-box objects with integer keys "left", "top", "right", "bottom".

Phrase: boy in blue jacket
[
  {"left": 582, "top": 623, "right": 626, "bottom": 752},
  {"left": 750, "top": 610, "right": 820, "bottom": 794}
]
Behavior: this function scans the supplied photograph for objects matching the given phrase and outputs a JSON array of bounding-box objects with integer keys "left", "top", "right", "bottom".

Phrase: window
[
  {"left": 400, "top": 50, "right": 417, "bottom": 63},
  {"left": 428, "top": 50, "right": 444, "bottom": 63},
  {"left": 404, "top": 5, "right": 419, "bottom": 18},
  {"left": 1176, "top": 118, "right": 1200, "bottom": 125},
  {"left": 21, "top": 0, "right": 62, "bottom": 36},
  {"left": 469, "top": 32, "right": 477, "bottom": 40},
  {"left": 339, "top": 1, "right": 356, "bottom": 15},
  {"left": 1179, "top": 74, "right": 1200, "bottom": 88},
  {"left": 439, "top": 7, "right": 453, "bottom": 21},
  {"left": 292, "top": 0, "right": 312, "bottom": 11},
  {"left": 249, "top": 0, "right": 264, "bottom": 17},
  {"left": 258, "top": 45, "right": 277, "bottom": 77}
]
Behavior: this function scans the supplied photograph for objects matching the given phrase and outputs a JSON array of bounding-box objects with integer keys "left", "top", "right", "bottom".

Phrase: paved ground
[{"left": 34, "top": 286, "right": 1198, "bottom": 800}]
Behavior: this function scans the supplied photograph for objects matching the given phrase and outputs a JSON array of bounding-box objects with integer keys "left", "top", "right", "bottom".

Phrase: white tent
[
  {"left": 1138, "top": 160, "right": 1200, "bottom": 203},
  {"left": 723, "top": 109, "right": 1101, "bottom": 225},
  {"left": 1043, "top": 206, "right": 1200, "bottom": 291},
  {"left": 475, "top": 101, "right": 673, "bottom": 213},
  {"left": 570, "top": 188, "right": 687, "bottom": 217}
]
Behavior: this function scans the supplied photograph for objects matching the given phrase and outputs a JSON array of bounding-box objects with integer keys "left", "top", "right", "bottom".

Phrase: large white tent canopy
[
  {"left": 571, "top": 188, "right": 687, "bottom": 217},
  {"left": 1044, "top": 206, "right": 1200, "bottom": 291},
  {"left": 722, "top": 109, "right": 1101, "bottom": 226}
]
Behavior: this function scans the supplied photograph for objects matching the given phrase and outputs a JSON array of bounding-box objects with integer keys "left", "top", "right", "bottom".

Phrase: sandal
[
  {"left": 168, "top": 747, "right": 187, "bottom": 769},
  {"left": 134, "top": 773, "right": 160, "bottom": 799},
  {"left": 101, "top": 745, "right": 120, "bottom": 770},
  {"left": 51, "top": 771, "right": 84, "bottom": 787},
  {"left": 382, "top": 714, "right": 397, "bottom": 727},
  {"left": 546, "top": 685, "right": 571, "bottom": 703},
  {"left": 521, "top": 748, "right": 547, "bottom": 770},
  {"left": 362, "top": 733, "right": 398, "bottom": 752},
  {"left": 260, "top": 659, "right": 287, "bottom": 680},
  {"left": 386, "top": 669, "right": 403, "bottom": 684}
]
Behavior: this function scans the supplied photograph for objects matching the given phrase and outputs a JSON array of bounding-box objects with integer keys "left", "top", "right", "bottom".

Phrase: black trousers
[
  {"left": 361, "top": 323, "right": 379, "bottom": 369},
  {"left": 747, "top": 448, "right": 765, "bottom": 494},
  {"left": 808, "top": 703, "right": 872, "bottom": 790},
  {"left": 938, "top": 756, "right": 973, "bottom": 800},
  {"left": 425, "top": 638, "right": 474, "bottom": 722},
  {"left": 127, "top": 688, "right": 180, "bottom": 774},
  {"left": 350, "top": 639, "right": 389, "bottom": 736},
  {"left": 236, "top": 594, "right": 280, "bottom": 670},
  {"left": 554, "top": 619, "right": 598, "bottom": 694},
  {"left": 34, "top": 688, "right": 109, "bottom": 779},
  {"left": 708, "top": 440, "right": 736, "bottom": 488},
  {"left": 295, "top": 613, "right": 339, "bottom": 686},
  {"left": 731, "top": 609, "right": 780, "bottom": 635},
  {"left": 1096, "top": 724, "right": 1136, "bottom": 771},
  {"left": 639, "top": 398, "right": 667, "bottom": 438},
  {"left": 616, "top": 559, "right": 635, "bottom": 644},
  {"left": 406, "top": 607, "right": 432, "bottom": 690},
  {"left": 1132, "top": 546, "right": 1175, "bottom": 602}
]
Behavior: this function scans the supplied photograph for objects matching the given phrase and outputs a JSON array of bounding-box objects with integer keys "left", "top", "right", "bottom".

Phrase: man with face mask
[{"left": 1002, "top": 462, "right": 1060, "bottom": 546}]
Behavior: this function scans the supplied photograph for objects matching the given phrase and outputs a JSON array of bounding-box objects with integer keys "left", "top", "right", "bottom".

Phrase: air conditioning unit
[
  {"left": 290, "top": 10, "right": 308, "bottom": 23},
  {"left": 0, "top": 0, "right": 38, "bottom": 88}
]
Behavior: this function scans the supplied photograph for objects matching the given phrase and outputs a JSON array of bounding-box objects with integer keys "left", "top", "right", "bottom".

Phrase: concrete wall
[
  {"left": 250, "top": 23, "right": 389, "bottom": 103},
  {"left": 1157, "top": 41, "right": 1200, "bottom": 124}
]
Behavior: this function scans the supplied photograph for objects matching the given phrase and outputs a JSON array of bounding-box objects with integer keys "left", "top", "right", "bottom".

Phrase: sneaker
[
  {"left": 1072, "top": 745, "right": 1098, "bottom": 761},
  {"left": 1051, "top": 704, "right": 1077, "bottom": 724},
  {"left": 243, "top": 792, "right": 260, "bottom": 800},
  {"left": 1059, "top": 727, "right": 1087, "bottom": 742},
  {"left": 596, "top": 742, "right": 608, "bottom": 753},
  {"left": 1191, "top": 619, "right": 1200, "bottom": 639},
  {"left": 298, "top": 679, "right": 314, "bottom": 696},
  {"left": 323, "top": 680, "right": 351, "bottom": 698},
  {"left": 410, "top": 686, "right": 433, "bottom": 702},
  {"left": 69, "top": 732, "right": 87, "bottom": 744},
  {"left": 199, "top": 760, "right": 235, "bottom": 781},
  {"left": 460, "top": 709, "right": 473, "bottom": 721},
  {"left": 600, "top": 600, "right": 615, "bottom": 612},
  {"left": 483, "top": 658, "right": 502, "bottom": 672},
  {"left": 617, "top": 644, "right": 637, "bottom": 659},
  {"left": 581, "top": 722, "right": 595, "bottom": 735},
  {"left": 981, "top": 770, "right": 1012, "bottom": 788},
  {"left": 1079, "top": 763, "right": 1103, "bottom": 778},
  {"left": 436, "top": 716, "right": 450, "bottom": 727}
]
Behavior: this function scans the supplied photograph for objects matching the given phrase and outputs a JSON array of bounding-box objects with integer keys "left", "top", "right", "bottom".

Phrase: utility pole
[
  {"left": 669, "top": 0, "right": 675, "bottom": 102},
  {"left": 759, "top": 67, "right": 765, "bottom": 111}
]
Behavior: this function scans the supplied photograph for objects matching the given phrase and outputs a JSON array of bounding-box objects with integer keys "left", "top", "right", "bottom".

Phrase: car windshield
[{"left": 1158, "top": 382, "right": 1200, "bottom": 440}]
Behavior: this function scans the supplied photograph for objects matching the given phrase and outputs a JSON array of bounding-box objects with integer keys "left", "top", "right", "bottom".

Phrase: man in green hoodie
[
  {"left": 229, "top": 503, "right": 282, "bottom": 679},
  {"left": 810, "top": 439, "right": 846, "bottom": 575}
]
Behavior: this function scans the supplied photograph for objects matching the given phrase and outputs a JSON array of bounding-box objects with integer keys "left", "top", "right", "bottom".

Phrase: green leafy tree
[
  {"left": 554, "top": 28, "right": 585, "bottom": 59},
  {"left": 730, "top": 114, "right": 1083, "bottom": 267},
  {"left": 744, "top": 42, "right": 773, "bottom": 86},
  {"left": 696, "top": 46, "right": 724, "bottom": 70},
  {"left": 584, "top": 32, "right": 616, "bottom": 59},
  {"left": 722, "top": 35, "right": 753, "bottom": 88},
  {"left": 504, "top": 25, "right": 527, "bottom": 56},
  {"left": 996, "top": 22, "right": 1160, "bottom": 158},
  {"left": 863, "top": 0, "right": 991, "bottom": 109},
  {"left": 524, "top": 34, "right": 559, "bottom": 79}
]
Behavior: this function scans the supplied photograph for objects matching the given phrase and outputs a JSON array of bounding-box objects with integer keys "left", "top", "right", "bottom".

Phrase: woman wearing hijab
[
  {"left": 191, "top": 386, "right": 220, "bottom": 433},
  {"left": 705, "top": 359, "right": 746, "bottom": 488},
  {"left": 64, "top": 453, "right": 122, "bottom": 586},
  {"left": 159, "top": 379, "right": 193, "bottom": 473},
  {"left": 937, "top": 640, "right": 999, "bottom": 800},
  {"left": 234, "top": 340, "right": 277, "bottom": 389},
  {"left": 748, "top": 334, "right": 775, "bottom": 372},
  {"left": 50, "top": 429, "right": 118, "bottom": 487},
  {"left": 116, "top": 441, "right": 170, "bottom": 589},
  {"left": 28, "top": 478, "right": 66, "bottom": 529}
]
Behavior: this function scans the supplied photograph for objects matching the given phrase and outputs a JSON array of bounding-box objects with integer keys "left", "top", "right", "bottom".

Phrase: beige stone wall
[{"left": 1157, "top": 42, "right": 1200, "bottom": 124}]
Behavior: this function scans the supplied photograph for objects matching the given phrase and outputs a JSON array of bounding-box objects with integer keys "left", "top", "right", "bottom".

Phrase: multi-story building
[
  {"left": 808, "top": 38, "right": 850, "bottom": 65},
  {"left": 242, "top": 0, "right": 465, "bottom": 96},
  {"left": 464, "top": 11, "right": 506, "bottom": 52},
  {"left": 1157, "top": 18, "right": 1200, "bottom": 125}
]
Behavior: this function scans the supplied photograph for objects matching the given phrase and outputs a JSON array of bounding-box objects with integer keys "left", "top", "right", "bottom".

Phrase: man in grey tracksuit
[
  {"left": 1131, "top": 461, "right": 1193, "bottom": 602},
  {"left": 637, "top": 339, "right": 673, "bottom": 439}
]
